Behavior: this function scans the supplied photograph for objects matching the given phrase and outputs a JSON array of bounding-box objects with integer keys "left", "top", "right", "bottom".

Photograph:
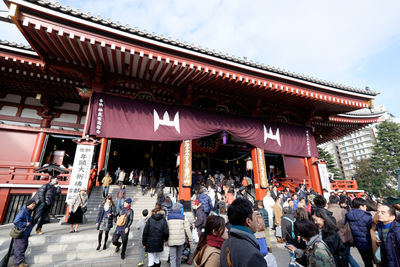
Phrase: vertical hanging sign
[
  {"left": 317, "top": 163, "right": 331, "bottom": 191},
  {"left": 182, "top": 140, "right": 192, "bottom": 187},
  {"left": 66, "top": 144, "right": 95, "bottom": 204},
  {"left": 257, "top": 148, "right": 268, "bottom": 189}
]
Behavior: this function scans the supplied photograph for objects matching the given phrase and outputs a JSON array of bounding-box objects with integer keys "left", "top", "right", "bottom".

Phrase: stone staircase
[
  {"left": 3, "top": 185, "right": 192, "bottom": 267},
  {"left": 85, "top": 185, "right": 157, "bottom": 223}
]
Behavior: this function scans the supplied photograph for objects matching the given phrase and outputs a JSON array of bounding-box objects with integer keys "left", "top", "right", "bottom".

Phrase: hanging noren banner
[{"left": 87, "top": 93, "right": 318, "bottom": 158}]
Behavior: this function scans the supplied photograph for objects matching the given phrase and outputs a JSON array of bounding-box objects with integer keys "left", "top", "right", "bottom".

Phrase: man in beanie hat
[
  {"left": 13, "top": 199, "right": 36, "bottom": 266},
  {"left": 112, "top": 198, "right": 134, "bottom": 259}
]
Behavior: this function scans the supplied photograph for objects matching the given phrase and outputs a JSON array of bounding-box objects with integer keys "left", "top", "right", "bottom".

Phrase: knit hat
[
  {"left": 125, "top": 198, "right": 132, "bottom": 204},
  {"left": 26, "top": 199, "right": 36, "bottom": 206},
  {"left": 80, "top": 186, "right": 87, "bottom": 191},
  {"left": 172, "top": 203, "right": 181, "bottom": 211}
]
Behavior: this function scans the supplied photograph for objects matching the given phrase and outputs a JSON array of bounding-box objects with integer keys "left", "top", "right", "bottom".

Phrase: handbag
[
  {"left": 192, "top": 227, "right": 199, "bottom": 243},
  {"left": 265, "top": 253, "right": 278, "bottom": 267},
  {"left": 10, "top": 215, "right": 28, "bottom": 238},
  {"left": 79, "top": 195, "right": 87, "bottom": 213},
  {"left": 9, "top": 226, "right": 25, "bottom": 239},
  {"left": 338, "top": 222, "right": 354, "bottom": 245},
  {"left": 160, "top": 243, "right": 170, "bottom": 261}
]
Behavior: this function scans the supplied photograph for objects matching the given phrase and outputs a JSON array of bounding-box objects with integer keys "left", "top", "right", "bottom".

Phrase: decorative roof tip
[{"left": 22, "top": 0, "right": 379, "bottom": 96}]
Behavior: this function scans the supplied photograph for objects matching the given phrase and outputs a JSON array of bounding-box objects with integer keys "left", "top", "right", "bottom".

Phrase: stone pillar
[
  {"left": 307, "top": 157, "right": 322, "bottom": 194},
  {"left": 251, "top": 148, "right": 268, "bottom": 200},
  {"left": 179, "top": 140, "right": 192, "bottom": 209}
]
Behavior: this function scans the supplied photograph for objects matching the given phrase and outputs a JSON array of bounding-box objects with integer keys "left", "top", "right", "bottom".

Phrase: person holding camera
[{"left": 32, "top": 176, "right": 61, "bottom": 235}]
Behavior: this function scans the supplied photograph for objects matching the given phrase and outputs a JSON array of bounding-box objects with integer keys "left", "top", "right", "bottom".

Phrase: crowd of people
[{"left": 11, "top": 170, "right": 400, "bottom": 267}]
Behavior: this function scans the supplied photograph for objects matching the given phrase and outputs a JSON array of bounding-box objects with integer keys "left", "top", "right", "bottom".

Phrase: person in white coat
[{"left": 263, "top": 189, "right": 275, "bottom": 230}]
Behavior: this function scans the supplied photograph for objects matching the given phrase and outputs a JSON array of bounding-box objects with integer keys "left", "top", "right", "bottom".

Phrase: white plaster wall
[
  {"left": 20, "top": 108, "right": 41, "bottom": 119},
  {"left": 0, "top": 106, "right": 18, "bottom": 116},
  {"left": 53, "top": 113, "right": 78, "bottom": 123}
]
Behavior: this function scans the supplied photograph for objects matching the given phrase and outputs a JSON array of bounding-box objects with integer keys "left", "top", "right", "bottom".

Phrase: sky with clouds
[{"left": 1, "top": 0, "right": 399, "bottom": 117}]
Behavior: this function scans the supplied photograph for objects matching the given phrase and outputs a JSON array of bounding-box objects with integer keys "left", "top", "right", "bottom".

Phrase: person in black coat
[
  {"left": 32, "top": 176, "right": 61, "bottom": 234},
  {"left": 142, "top": 207, "right": 169, "bottom": 267},
  {"left": 193, "top": 199, "right": 207, "bottom": 237},
  {"left": 312, "top": 208, "right": 349, "bottom": 266},
  {"left": 96, "top": 196, "right": 116, "bottom": 250},
  {"left": 140, "top": 170, "right": 148, "bottom": 196}
]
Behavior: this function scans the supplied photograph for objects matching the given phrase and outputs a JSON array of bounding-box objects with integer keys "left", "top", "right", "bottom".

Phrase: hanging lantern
[
  {"left": 245, "top": 156, "right": 253, "bottom": 170},
  {"left": 222, "top": 130, "right": 227, "bottom": 144}
]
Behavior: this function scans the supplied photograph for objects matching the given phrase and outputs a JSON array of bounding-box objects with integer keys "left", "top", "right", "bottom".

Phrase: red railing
[{"left": 330, "top": 180, "right": 358, "bottom": 191}]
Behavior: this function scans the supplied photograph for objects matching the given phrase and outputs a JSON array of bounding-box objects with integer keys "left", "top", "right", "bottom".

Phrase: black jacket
[
  {"left": 220, "top": 227, "right": 267, "bottom": 267},
  {"left": 194, "top": 205, "right": 206, "bottom": 229},
  {"left": 281, "top": 211, "right": 296, "bottom": 244},
  {"left": 96, "top": 204, "right": 116, "bottom": 230},
  {"left": 322, "top": 230, "right": 349, "bottom": 267},
  {"left": 35, "top": 182, "right": 61, "bottom": 205},
  {"left": 114, "top": 207, "right": 134, "bottom": 229},
  {"left": 140, "top": 175, "right": 148, "bottom": 186},
  {"left": 142, "top": 212, "right": 169, "bottom": 252}
]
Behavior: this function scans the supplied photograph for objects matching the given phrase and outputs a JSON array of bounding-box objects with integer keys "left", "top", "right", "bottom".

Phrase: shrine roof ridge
[
  {"left": 0, "top": 39, "right": 34, "bottom": 51},
  {"left": 10, "top": 0, "right": 379, "bottom": 97}
]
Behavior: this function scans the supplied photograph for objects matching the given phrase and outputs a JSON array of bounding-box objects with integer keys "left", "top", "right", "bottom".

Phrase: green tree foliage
[
  {"left": 317, "top": 147, "right": 343, "bottom": 179},
  {"left": 355, "top": 121, "right": 400, "bottom": 196}
]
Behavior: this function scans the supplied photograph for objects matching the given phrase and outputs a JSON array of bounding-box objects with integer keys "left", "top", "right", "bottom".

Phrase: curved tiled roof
[
  {"left": 0, "top": 39, "right": 34, "bottom": 51},
  {"left": 16, "top": 0, "right": 379, "bottom": 96}
]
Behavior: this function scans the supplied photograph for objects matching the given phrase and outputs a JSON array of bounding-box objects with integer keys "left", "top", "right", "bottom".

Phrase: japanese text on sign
[{"left": 66, "top": 144, "right": 94, "bottom": 204}]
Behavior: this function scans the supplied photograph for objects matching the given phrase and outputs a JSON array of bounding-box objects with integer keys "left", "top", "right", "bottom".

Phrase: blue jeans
[
  {"left": 102, "top": 186, "right": 109, "bottom": 198},
  {"left": 347, "top": 246, "right": 360, "bottom": 267},
  {"left": 116, "top": 198, "right": 124, "bottom": 214}
]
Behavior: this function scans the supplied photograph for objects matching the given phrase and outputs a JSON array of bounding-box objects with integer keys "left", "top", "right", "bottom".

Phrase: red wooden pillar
[
  {"left": 30, "top": 131, "right": 46, "bottom": 167},
  {"left": 0, "top": 188, "right": 11, "bottom": 224},
  {"left": 96, "top": 138, "right": 107, "bottom": 186},
  {"left": 251, "top": 148, "right": 268, "bottom": 200},
  {"left": 307, "top": 157, "right": 322, "bottom": 194},
  {"left": 178, "top": 140, "right": 192, "bottom": 202}
]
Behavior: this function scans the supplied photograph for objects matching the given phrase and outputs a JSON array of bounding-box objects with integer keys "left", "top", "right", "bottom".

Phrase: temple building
[{"left": 0, "top": 0, "right": 383, "bottom": 224}]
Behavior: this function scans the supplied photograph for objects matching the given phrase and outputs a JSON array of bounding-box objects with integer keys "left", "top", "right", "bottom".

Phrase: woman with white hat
[{"left": 67, "top": 186, "right": 88, "bottom": 233}]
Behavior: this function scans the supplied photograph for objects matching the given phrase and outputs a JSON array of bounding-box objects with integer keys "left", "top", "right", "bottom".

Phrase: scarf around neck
[
  {"left": 206, "top": 234, "right": 225, "bottom": 249},
  {"left": 231, "top": 225, "right": 255, "bottom": 236},
  {"left": 104, "top": 203, "right": 111, "bottom": 212}
]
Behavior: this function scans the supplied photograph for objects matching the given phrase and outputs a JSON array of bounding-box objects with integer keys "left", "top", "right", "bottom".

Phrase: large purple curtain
[{"left": 86, "top": 93, "right": 318, "bottom": 158}]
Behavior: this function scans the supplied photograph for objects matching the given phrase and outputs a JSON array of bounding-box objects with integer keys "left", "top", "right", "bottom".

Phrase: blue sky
[{"left": 1, "top": 0, "right": 399, "bottom": 117}]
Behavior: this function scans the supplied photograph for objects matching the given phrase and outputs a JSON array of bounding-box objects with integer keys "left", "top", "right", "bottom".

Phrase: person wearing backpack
[
  {"left": 112, "top": 198, "right": 134, "bottom": 259},
  {"left": 281, "top": 207, "right": 296, "bottom": 242}
]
